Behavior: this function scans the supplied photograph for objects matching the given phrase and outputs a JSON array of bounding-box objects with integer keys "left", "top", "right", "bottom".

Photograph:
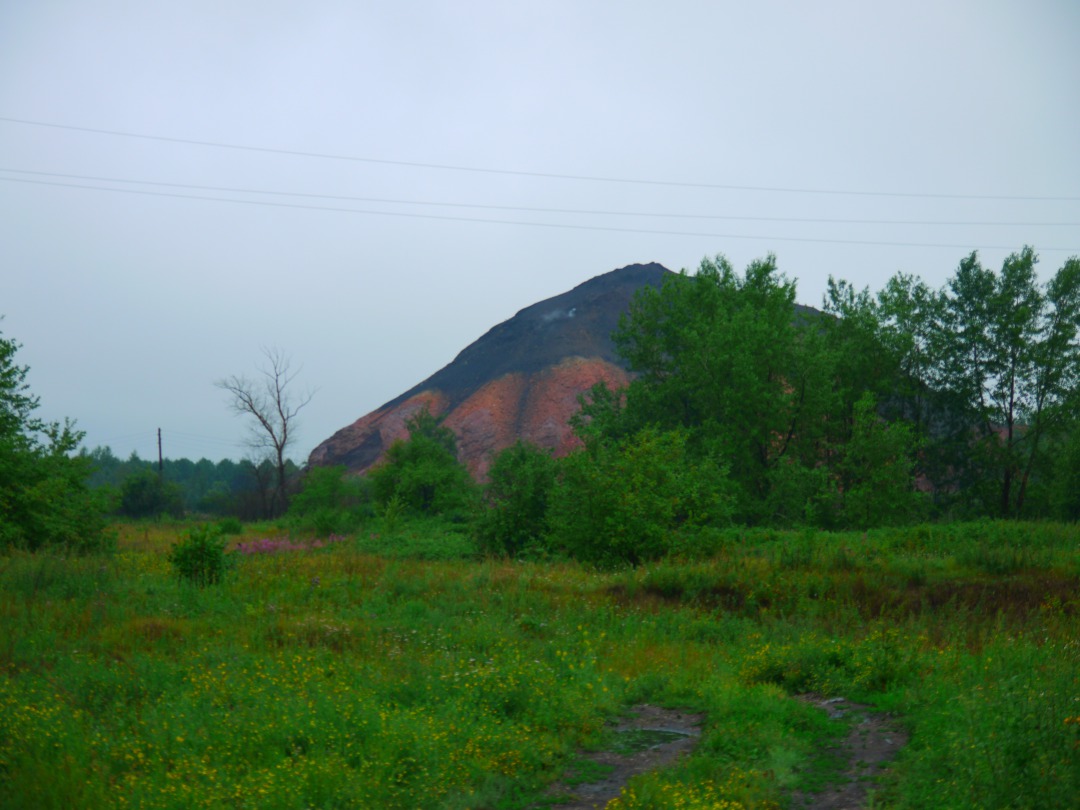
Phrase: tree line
[
  {"left": 297, "top": 246, "right": 1078, "bottom": 565},
  {"left": 1, "top": 325, "right": 306, "bottom": 551},
  {"left": 579, "top": 246, "right": 1080, "bottom": 525},
  {"left": 3, "top": 245, "right": 1078, "bottom": 559},
  {"left": 77, "top": 446, "right": 302, "bottom": 521}
]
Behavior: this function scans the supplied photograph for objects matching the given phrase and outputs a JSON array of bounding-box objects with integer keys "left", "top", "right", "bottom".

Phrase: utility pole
[{"left": 157, "top": 428, "right": 164, "bottom": 479}]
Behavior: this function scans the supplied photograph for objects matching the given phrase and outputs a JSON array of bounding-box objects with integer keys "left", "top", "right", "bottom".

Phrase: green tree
[
  {"left": 1048, "top": 423, "right": 1080, "bottom": 520},
  {"left": 820, "top": 277, "right": 895, "bottom": 414},
  {"left": 936, "top": 249, "right": 1080, "bottom": 516},
  {"left": 871, "top": 249, "right": 1080, "bottom": 517},
  {"left": 0, "top": 324, "right": 109, "bottom": 551},
  {"left": 875, "top": 270, "right": 961, "bottom": 506},
  {"left": 547, "top": 427, "right": 733, "bottom": 566},
  {"left": 288, "top": 465, "right": 372, "bottom": 535},
  {"left": 1015, "top": 255, "right": 1080, "bottom": 512},
  {"left": 474, "top": 441, "right": 558, "bottom": 557},
  {"left": 118, "top": 468, "right": 184, "bottom": 519},
  {"left": 984, "top": 248, "right": 1042, "bottom": 514},
  {"left": 875, "top": 271, "right": 950, "bottom": 427},
  {"left": 607, "top": 254, "right": 833, "bottom": 522},
  {"left": 368, "top": 407, "right": 475, "bottom": 517},
  {"left": 836, "top": 393, "right": 926, "bottom": 528}
]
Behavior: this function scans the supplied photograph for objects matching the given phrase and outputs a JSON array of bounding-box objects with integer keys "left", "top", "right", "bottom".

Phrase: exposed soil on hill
[{"left": 308, "top": 263, "right": 671, "bottom": 477}]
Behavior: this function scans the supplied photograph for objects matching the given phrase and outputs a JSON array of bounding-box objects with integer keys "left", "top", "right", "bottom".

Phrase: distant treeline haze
[{"left": 79, "top": 447, "right": 301, "bottom": 520}]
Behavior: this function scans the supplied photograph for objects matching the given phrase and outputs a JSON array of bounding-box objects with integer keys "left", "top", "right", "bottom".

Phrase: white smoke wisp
[{"left": 540, "top": 307, "right": 577, "bottom": 323}]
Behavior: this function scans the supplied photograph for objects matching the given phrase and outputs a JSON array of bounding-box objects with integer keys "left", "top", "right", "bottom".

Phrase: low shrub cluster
[
  {"left": 284, "top": 465, "right": 373, "bottom": 536},
  {"left": 166, "top": 524, "right": 233, "bottom": 586}
]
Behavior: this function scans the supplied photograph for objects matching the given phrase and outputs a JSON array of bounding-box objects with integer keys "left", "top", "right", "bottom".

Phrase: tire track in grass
[
  {"left": 532, "top": 705, "right": 704, "bottom": 809},
  {"left": 790, "top": 696, "right": 908, "bottom": 810}
]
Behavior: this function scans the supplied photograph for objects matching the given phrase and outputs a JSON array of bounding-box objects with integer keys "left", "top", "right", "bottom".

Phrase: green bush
[
  {"left": 118, "top": 468, "right": 184, "bottom": 519},
  {"left": 368, "top": 408, "right": 476, "bottom": 518},
  {"left": 354, "top": 516, "right": 476, "bottom": 560},
  {"left": 474, "top": 440, "right": 558, "bottom": 557},
  {"left": 835, "top": 393, "right": 927, "bottom": 529},
  {"left": 1, "top": 323, "right": 111, "bottom": 553},
  {"left": 216, "top": 516, "right": 244, "bottom": 535},
  {"left": 287, "top": 465, "right": 371, "bottom": 535},
  {"left": 547, "top": 427, "right": 734, "bottom": 567},
  {"left": 167, "top": 525, "right": 233, "bottom": 586},
  {"left": 1049, "top": 428, "right": 1080, "bottom": 520}
]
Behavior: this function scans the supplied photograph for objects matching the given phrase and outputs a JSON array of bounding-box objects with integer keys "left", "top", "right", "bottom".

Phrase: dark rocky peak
[
  {"left": 308, "top": 262, "right": 672, "bottom": 477},
  {"left": 383, "top": 262, "right": 673, "bottom": 412}
]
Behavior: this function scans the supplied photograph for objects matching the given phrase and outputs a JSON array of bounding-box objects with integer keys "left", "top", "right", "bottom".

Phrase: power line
[
  {"left": 2, "top": 115, "right": 1077, "bottom": 202},
  {"left": 93, "top": 430, "right": 159, "bottom": 446},
  {"left": 1, "top": 167, "right": 1075, "bottom": 228},
  {"left": 165, "top": 429, "right": 242, "bottom": 447},
  {"left": 91, "top": 428, "right": 239, "bottom": 449},
  {"left": 4, "top": 174, "right": 1077, "bottom": 252}
]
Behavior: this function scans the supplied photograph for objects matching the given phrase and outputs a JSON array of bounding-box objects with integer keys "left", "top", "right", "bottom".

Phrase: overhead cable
[
  {"left": 1, "top": 168, "right": 1075, "bottom": 228},
  {"left": 4, "top": 175, "right": 1077, "bottom": 252},
  {"left": 2, "top": 115, "right": 1077, "bottom": 202}
]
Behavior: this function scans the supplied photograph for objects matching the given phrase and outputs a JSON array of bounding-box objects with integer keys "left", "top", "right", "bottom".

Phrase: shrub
[
  {"left": 474, "top": 441, "right": 558, "bottom": 557},
  {"left": 216, "top": 516, "right": 244, "bottom": 535},
  {"left": 1049, "top": 428, "right": 1080, "bottom": 520},
  {"left": 836, "top": 393, "right": 927, "bottom": 529},
  {"left": 0, "top": 324, "right": 111, "bottom": 553},
  {"left": 118, "top": 468, "right": 184, "bottom": 519},
  {"left": 547, "top": 427, "right": 734, "bottom": 567},
  {"left": 166, "top": 525, "right": 232, "bottom": 586},
  {"left": 368, "top": 408, "right": 476, "bottom": 518},
  {"left": 287, "top": 465, "right": 371, "bottom": 535}
]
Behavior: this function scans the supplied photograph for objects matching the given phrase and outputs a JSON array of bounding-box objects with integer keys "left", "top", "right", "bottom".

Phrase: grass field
[{"left": 1, "top": 519, "right": 1077, "bottom": 809}]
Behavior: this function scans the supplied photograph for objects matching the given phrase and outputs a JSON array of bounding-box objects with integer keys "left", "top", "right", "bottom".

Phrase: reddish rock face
[
  {"left": 443, "top": 358, "right": 633, "bottom": 479},
  {"left": 307, "top": 263, "right": 672, "bottom": 478}
]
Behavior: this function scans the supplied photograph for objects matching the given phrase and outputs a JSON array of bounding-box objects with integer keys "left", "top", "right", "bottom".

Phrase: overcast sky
[{"left": 2, "top": 1, "right": 1078, "bottom": 464}]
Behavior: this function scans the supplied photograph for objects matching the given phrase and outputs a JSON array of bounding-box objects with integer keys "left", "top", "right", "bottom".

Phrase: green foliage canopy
[
  {"left": 118, "top": 468, "right": 184, "bottom": 519},
  {"left": 474, "top": 440, "right": 559, "bottom": 557},
  {"left": 877, "top": 248, "right": 1080, "bottom": 517},
  {"left": 598, "top": 255, "right": 838, "bottom": 523},
  {"left": 0, "top": 324, "right": 109, "bottom": 551},
  {"left": 547, "top": 427, "right": 734, "bottom": 566},
  {"left": 287, "top": 464, "right": 372, "bottom": 535},
  {"left": 369, "top": 407, "right": 476, "bottom": 518}
]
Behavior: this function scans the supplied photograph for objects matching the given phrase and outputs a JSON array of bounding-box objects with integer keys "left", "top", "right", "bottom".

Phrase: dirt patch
[
  {"left": 534, "top": 704, "right": 705, "bottom": 809},
  {"left": 789, "top": 696, "right": 908, "bottom": 810}
]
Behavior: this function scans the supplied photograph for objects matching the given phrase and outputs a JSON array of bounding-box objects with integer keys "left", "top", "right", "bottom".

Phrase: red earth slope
[{"left": 307, "top": 263, "right": 671, "bottom": 478}]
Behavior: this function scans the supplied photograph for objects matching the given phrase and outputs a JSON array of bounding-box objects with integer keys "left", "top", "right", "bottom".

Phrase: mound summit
[{"left": 307, "top": 263, "right": 673, "bottom": 478}]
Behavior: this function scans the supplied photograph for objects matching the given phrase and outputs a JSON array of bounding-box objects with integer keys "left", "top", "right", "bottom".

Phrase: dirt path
[
  {"left": 788, "top": 696, "right": 908, "bottom": 810},
  {"left": 532, "top": 698, "right": 905, "bottom": 810},
  {"left": 533, "top": 704, "right": 705, "bottom": 809}
]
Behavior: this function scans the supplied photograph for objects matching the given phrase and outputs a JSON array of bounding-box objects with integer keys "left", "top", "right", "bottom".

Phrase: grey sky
[{"left": 2, "top": 1, "right": 1078, "bottom": 464}]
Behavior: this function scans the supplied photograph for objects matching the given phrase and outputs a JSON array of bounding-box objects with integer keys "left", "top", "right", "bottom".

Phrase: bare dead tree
[{"left": 216, "top": 348, "right": 315, "bottom": 516}]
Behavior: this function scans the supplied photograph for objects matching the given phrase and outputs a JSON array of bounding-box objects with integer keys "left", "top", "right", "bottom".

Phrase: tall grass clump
[{"left": 894, "top": 633, "right": 1080, "bottom": 809}]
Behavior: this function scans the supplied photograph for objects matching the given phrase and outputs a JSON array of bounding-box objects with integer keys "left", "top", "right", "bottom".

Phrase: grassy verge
[{"left": 1, "top": 519, "right": 1076, "bottom": 808}]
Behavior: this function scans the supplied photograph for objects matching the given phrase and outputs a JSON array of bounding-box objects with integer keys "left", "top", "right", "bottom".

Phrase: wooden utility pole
[{"left": 157, "top": 428, "right": 164, "bottom": 479}]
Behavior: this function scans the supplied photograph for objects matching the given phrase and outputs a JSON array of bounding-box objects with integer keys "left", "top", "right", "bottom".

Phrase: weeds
[{"left": 0, "top": 519, "right": 1076, "bottom": 808}]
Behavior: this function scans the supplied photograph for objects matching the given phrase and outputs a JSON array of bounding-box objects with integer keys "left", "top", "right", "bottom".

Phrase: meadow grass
[{"left": 0, "top": 519, "right": 1076, "bottom": 808}]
